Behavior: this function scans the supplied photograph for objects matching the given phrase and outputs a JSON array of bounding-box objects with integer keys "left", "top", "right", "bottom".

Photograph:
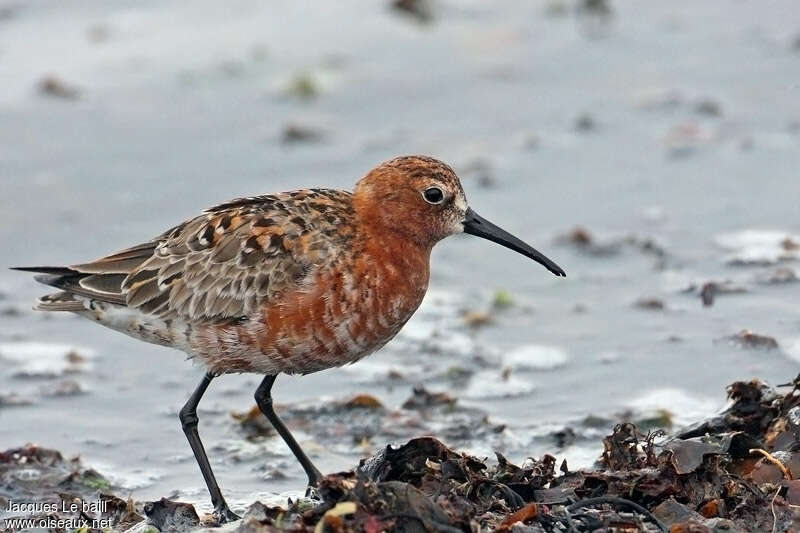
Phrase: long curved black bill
[{"left": 463, "top": 208, "right": 566, "bottom": 277}]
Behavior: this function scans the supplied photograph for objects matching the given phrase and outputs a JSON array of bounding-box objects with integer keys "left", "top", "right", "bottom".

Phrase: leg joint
[
  {"left": 254, "top": 376, "right": 276, "bottom": 412},
  {"left": 179, "top": 406, "right": 199, "bottom": 429},
  {"left": 254, "top": 392, "right": 274, "bottom": 412}
]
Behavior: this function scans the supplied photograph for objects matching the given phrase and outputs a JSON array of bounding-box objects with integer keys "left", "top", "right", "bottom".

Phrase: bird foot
[
  {"left": 304, "top": 484, "right": 322, "bottom": 500},
  {"left": 213, "top": 506, "right": 241, "bottom": 524}
]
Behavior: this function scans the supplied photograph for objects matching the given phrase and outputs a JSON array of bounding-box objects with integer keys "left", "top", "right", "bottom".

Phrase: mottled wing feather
[
  {"left": 71, "top": 241, "right": 161, "bottom": 274},
  {"left": 58, "top": 274, "right": 128, "bottom": 306},
  {"left": 68, "top": 190, "right": 355, "bottom": 323}
]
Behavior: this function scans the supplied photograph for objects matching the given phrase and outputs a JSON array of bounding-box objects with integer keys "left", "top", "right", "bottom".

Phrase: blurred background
[{"left": 1, "top": 0, "right": 799, "bottom": 514}]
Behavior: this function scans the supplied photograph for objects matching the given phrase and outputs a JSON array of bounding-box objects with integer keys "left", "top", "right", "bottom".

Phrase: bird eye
[{"left": 422, "top": 187, "right": 444, "bottom": 205}]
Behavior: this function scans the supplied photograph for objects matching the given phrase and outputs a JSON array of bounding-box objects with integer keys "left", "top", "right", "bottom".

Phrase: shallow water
[{"left": 1, "top": 0, "right": 799, "bottom": 516}]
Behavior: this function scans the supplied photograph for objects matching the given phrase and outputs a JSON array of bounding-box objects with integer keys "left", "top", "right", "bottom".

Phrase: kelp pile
[{"left": 2, "top": 376, "right": 799, "bottom": 532}]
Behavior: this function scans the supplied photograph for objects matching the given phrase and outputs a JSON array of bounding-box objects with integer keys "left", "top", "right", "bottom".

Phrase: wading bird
[{"left": 14, "top": 156, "right": 565, "bottom": 522}]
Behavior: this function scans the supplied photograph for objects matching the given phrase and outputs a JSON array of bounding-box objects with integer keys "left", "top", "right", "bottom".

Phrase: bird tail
[
  {"left": 10, "top": 266, "right": 87, "bottom": 312},
  {"left": 10, "top": 266, "right": 77, "bottom": 276},
  {"left": 34, "top": 292, "right": 86, "bottom": 312}
]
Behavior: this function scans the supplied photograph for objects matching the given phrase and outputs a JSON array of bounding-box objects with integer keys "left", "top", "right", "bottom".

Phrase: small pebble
[
  {"left": 282, "top": 123, "right": 323, "bottom": 144},
  {"left": 38, "top": 76, "right": 81, "bottom": 100}
]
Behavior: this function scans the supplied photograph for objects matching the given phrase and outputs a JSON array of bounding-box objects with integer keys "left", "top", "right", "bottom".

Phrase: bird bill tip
[{"left": 462, "top": 208, "right": 566, "bottom": 277}]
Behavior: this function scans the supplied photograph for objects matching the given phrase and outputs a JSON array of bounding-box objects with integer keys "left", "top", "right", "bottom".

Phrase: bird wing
[{"left": 21, "top": 190, "right": 355, "bottom": 323}]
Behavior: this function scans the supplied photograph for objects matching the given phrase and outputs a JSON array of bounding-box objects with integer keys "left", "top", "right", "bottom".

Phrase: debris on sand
[
  {"left": 40, "top": 379, "right": 86, "bottom": 397},
  {"left": 284, "top": 73, "right": 318, "bottom": 100},
  {"left": 491, "top": 289, "right": 515, "bottom": 310},
  {"left": 390, "top": 0, "right": 434, "bottom": 25},
  {"left": 281, "top": 123, "right": 324, "bottom": 144},
  {"left": 681, "top": 280, "right": 748, "bottom": 307},
  {"left": 233, "top": 385, "right": 505, "bottom": 454},
  {"left": 694, "top": 98, "right": 723, "bottom": 117},
  {"left": 698, "top": 280, "right": 748, "bottom": 306},
  {"left": 573, "top": 112, "right": 597, "bottom": 132},
  {"left": 37, "top": 75, "right": 81, "bottom": 100},
  {"left": 700, "top": 283, "right": 716, "bottom": 306},
  {"left": 4, "top": 377, "right": 800, "bottom": 531},
  {"left": 575, "top": 0, "right": 614, "bottom": 39},
  {"left": 557, "top": 227, "right": 667, "bottom": 263},
  {"left": 0, "top": 445, "right": 140, "bottom": 528},
  {"left": 715, "top": 229, "right": 800, "bottom": 266},
  {"left": 461, "top": 309, "right": 493, "bottom": 328},
  {"left": 633, "top": 297, "right": 665, "bottom": 311},
  {"left": 755, "top": 267, "right": 798, "bottom": 285},
  {"left": 144, "top": 498, "right": 199, "bottom": 531},
  {"left": 0, "top": 342, "right": 94, "bottom": 379},
  {"left": 0, "top": 392, "right": 34, "bottom": 407},
  {"left": 345, "top": 394, "right": 384, "bottom": 409},
  {"left": 664, "top": 122, "right": 715, "bottom": 158},
  {"left": 578, "top": 0, "right": 613, "bottom": 17},
  {"left": 232, "top": 405, "right": 276, "bottom": 440},
  {"left": 556, "top": 226, "right": 620, "bottom": 256},
  {"left": 717, "top": 329, "right": 780, "bottom": 350}
]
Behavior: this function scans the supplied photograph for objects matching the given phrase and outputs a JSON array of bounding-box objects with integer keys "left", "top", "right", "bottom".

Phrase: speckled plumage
[{"left": 21, "top": 156, "right": 469, "bottom": 375}]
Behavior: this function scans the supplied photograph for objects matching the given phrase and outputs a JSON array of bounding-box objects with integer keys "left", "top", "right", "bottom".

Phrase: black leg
[
  {"left": 254, "top": 375, "right": 323, "bottom": 487},
  {"left": 179, "top": 372, "right": 240, "bottom": 523}
]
